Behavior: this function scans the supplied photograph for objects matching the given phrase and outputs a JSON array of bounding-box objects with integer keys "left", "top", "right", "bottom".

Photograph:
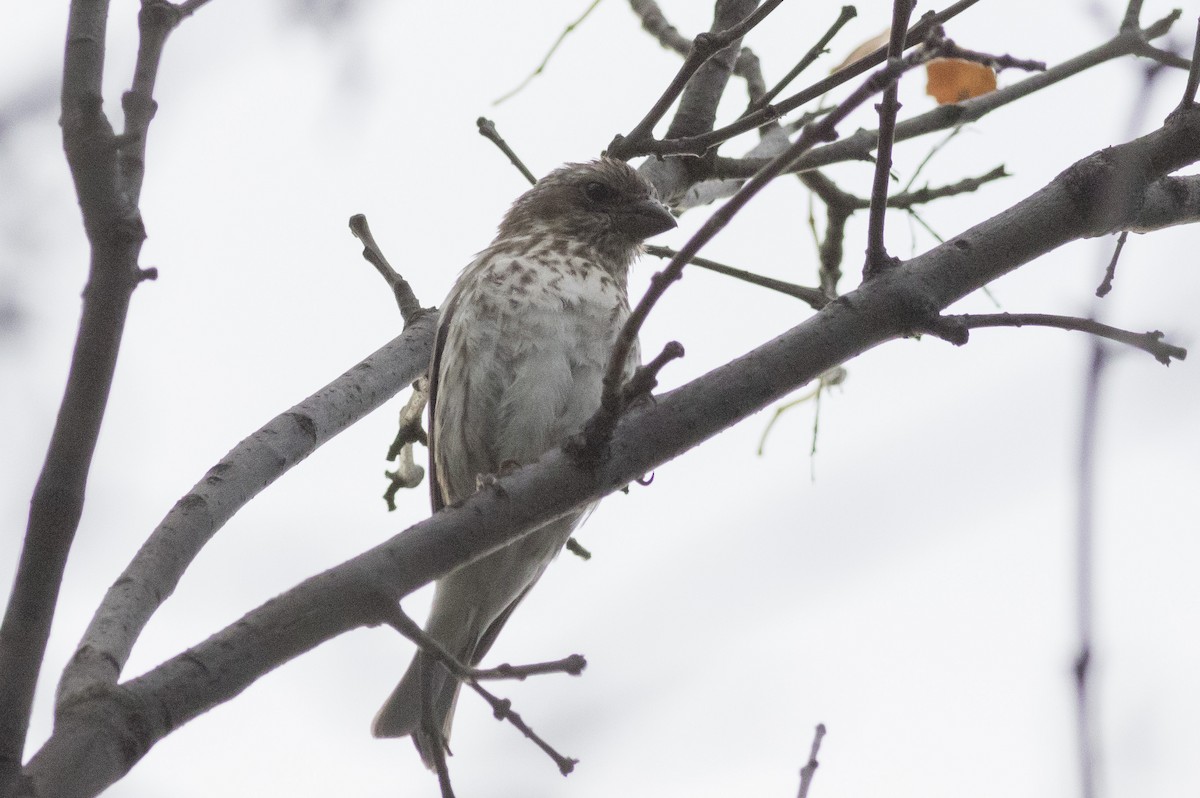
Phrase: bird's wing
[{"left": 426, "top": 293, "right": 459, "bottom": 514}]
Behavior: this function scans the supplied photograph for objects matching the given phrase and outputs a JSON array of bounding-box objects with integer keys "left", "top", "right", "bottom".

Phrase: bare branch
[
  {"left": 1096, "top": 231, "right": 1129, "bottom": 297},
  {"left": 56, "top": 319, "right": 438, "bottom": 705},
  {"left": 492, "top": 0, "right": 604, "bottom": 106},
  {"left": 749, "top": 5, "right": 857, "bottom": 113},
  {"left": 864, "top": 0, "right": 917, "bottom": 278},
  {"left": 1121, "top": 0, "right": 1145, "bottom": 32},
  {"left": 609, "top": 0, "right": 785, "bottom": 160},
  {"left": 349, "top": 214, "right": 428, "bottom": 324},
  {"left": 23, "top": 104, "right": 1200, "bottom": 795},
  {"left": 628, "top": 0, "right": 692, "bottom": 56},
  {"left": 0, "top": 0, "right": 202, "bottom": 787},
  {"left": 621, "top": 340, "right": 686, "bottom": 404},
  {"left": 645, "top": 244, "right": 828, "bottom": 307},
  {"left": 1177, "top": 16, "right": 1200, "bottom": 111},
  {"left": 378, "top": 596, "right": 584, "bottom": 774},
  {"left": 477, "top": 116, "right": 538, "bottom": 186},
  {"left": 940, "top": 313, "right": 1187, "bottom": 365},
  {"left": 796, "top": 723, "right": 827, "bottom": 798},
  {"left": 1074, "top": 341, "right": 1105, "bottom": 798}
]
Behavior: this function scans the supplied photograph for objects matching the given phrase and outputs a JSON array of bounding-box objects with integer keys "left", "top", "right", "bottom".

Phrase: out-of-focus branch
[
  {"left": 796, "top": 724, "right": 827, "bottom": 798},
  {"left": 1074, "top": 341, "right": 1104, "bottom": 798},
  {"left": 492, "top": 0, "right": 604, "bottom": 106}
]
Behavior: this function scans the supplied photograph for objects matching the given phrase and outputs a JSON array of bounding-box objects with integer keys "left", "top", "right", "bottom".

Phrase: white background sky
[{"left": 2, "top": 1, "right": 1198, "bottom": 796}]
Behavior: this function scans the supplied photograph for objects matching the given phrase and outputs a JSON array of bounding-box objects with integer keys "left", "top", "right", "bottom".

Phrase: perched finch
[{"left": 372, "top": 159, "right": 676, "bottom": 765}]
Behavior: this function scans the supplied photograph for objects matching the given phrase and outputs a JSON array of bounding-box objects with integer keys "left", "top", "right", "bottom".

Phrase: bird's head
[{"left": 496, "top": 159, "right": 676, "bottom": 264}]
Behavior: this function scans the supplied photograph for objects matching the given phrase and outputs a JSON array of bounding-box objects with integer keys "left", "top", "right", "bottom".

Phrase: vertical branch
[
  {"left": 1176, "top": 16, "right": 1200, "bottom": 112},
  {"left": 0, "top": 2, "right": 189, "bottom": 794},
  {"left": 864, "top": 0, "right": 916, "bottom": 278},
  {"left": 1074, "top": 341, "right": 1104, "bottom": 798}
]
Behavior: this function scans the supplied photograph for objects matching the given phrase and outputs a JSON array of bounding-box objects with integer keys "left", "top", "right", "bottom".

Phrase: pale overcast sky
[{"left": 2, "top": 1, "right": 1198, "bottom": 796}]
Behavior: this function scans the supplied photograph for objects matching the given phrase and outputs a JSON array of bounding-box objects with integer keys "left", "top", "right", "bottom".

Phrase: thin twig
[
  {"left": 627, "top": 0, "right": 768, "bottom": 93},
  {"left": 1121, "top": 0, "right": 1145, "bottom": 32},
  {"left": 796, "top": 723, "right": 827, "bottom": 798},
  {"left": 349, "top": 214, "right": 426, "bottom": 324},
  {"left": 565, "top": 538, "right": 592, "bottom": 559},
  {"left": 1095, "top": 231, "right": 1129, "bottom": 297},
  {"left": 493, "top": 0, "right": 604, "bottom": 105},
  {"left": 608, "top": 0, "right": 789, "bottom": 158},
  {"left": 473, "top": 655, "right": 587, "bottom": 681},
  {"left": 477, "top": 117, "right": 538, "bottom": 186},
  {"left": 888, "top": 166, "right": 1009, "bottom": 207},
  {"left": 1074, "top": 341, "right": 1104, "bottom": 798},
  {"left": 942, "top": 312, "right": 1186, "bottom": 365},
  {"left": 644, "top": 244, "right": 828, "bottom": 308},
  {"left": 903, "top": 128, "right": 964, "bottom": 192},
  {"left": 470, "top": 681, "right": 579, "bottom": 775},
  {"left": 622, "top": 341, "right": 686, "bottom": 404},
  {"left": 865, "top": 0, "right": 918, "bottom": 278},
  {"left": 379, "top": 602, "right": 581, "bottom": 774},
  {"left": 748, "top": 5, "right": 858, "bottom": 113},
  {"left": 1176, "top": 16, "right": 1200, "bottom": 111},
  {"left": 178, "top": 0, "right": 215, "bottom": 15},
  {"left": 628, "top": 0, "right": 692, "bottom": 55}
]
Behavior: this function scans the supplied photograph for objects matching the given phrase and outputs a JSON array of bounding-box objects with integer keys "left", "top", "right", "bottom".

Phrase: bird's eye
[{"left": 584, "top": 181, "right": 618, "bottom": 204}]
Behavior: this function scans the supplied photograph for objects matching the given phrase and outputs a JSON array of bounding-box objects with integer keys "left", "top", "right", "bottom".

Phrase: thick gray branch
[{"left": 57, "top": 314, "right": 437, "bottom": 704}]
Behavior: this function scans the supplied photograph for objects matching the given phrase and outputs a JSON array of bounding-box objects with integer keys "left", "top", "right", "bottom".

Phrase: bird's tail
[{"left": 371, "top": 648, "right": 463, "bottom": 769}]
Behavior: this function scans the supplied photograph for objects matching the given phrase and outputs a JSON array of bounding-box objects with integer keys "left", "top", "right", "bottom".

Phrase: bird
[{"left": 372, "top": 158, "right": 676, "bottom": 766}]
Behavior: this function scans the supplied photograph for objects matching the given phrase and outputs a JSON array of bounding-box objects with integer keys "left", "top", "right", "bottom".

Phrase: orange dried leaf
[{"left": 925, "top": 58, "right": 997, "bottom": 104}]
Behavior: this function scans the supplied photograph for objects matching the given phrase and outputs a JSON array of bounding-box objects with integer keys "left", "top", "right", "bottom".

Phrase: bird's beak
[{"left": 615, "top": 199, "right": 677, "bottom": 240}]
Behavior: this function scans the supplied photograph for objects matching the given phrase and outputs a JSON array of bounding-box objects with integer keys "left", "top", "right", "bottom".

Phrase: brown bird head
[{"left": 496, "top": 159, "right": 676, "bottom": 264}]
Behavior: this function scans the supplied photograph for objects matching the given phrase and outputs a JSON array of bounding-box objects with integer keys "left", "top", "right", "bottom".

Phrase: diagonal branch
[
  {"left": 748, "top": 5, "right": 857, "bottom": 114},
  {"left": 55, "top": 319, "right": 437, "bottom": 705}
]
